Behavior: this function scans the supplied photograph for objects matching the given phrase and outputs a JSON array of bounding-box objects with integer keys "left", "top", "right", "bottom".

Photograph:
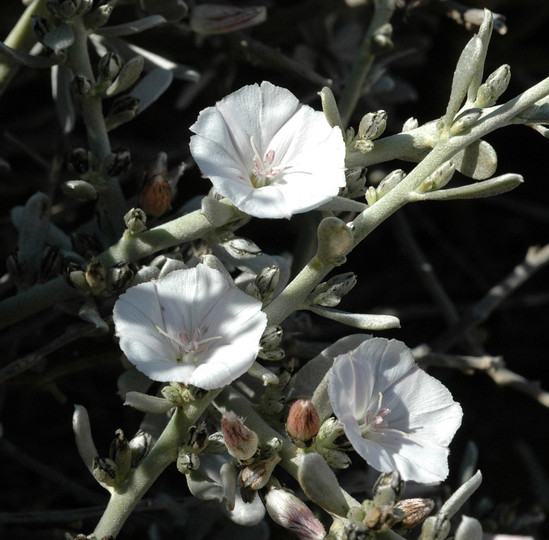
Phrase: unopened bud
[
  {"left": 319, "top": 86, "right": 343, "bottom": 129},
  {"left": 109, "top": 429, "right": 131, "bottom": 478},
  {"left": 221, "top": 411, "right": 259, "bottom": 461},
  {"left": 254, "top": 265, "right": 279, "bottom": 303},
  {"left": 450, "top": 108, "right": 482, "bottom": 135},
  {"left": 309, "top": 272, "right": 357, "bottom": 307},
  {"left": 123, "top": 208, "right": 146, "bottom": 235},
  {"left": 176, "top": 448, "right": 200, "bottom": 474},
  {"left": 98, "top": 52, "right": 122, "bottom": 82},
  {"left": 259, "top": 325, "right": 283, "bottom": 351},
  {"left": 372, "top": 471, "right": 404, "bottom": 506},
  {"left": 316, "top": 217, "right": 353, "bottom": 266},
  {"left": 85, "top": 258, "right": 107, "bottom": 295},
  {"left": 203, "top": 431, "right": 227, "bottom": 454},
  {"left": 239, "top": 453, "right": 281, "bottom": 490},
  {"left": 358, "top": 110, "right": 387, "bottom": 141},
  {"left": 31, "top": 15, "right": 50, "bottom": 42},
  {"left": 394, "top": 498, "right": 434, "bottom": 530},
  {"left": 66, "top": 146, "right": 91, "bottom": 175},
  {"left": 105, "top": 95, "right": 140, "bottom": 130},
  {"left": 365, "top": 185, "right": 378, "bottom": 206},
  {"left": 286, "top": 400, "right": 320, "bottom": 443},
  {"left": 129, "top": 430, "right": 152, "bottom": 467},
  {"left": 72, "top": 75, "right": 93, "bottom": 96},
  {"left": 475, "top": 64, "right": 510, "bottom": 107},
  {"left": 92, "top": 456, "right": 117, "bottom": 487},
  {"left": 363, "top": 504, "right": 403, "bottom": 532},
  {"left": 377, "top": 169, "right": 406, "bottom": 198},
  {"left": 402, "top": 117, "right": 419, "bottom": 132},
  {"left": 64, "top": 262, "right": 89, "bottom": 291},
  {"left": 371, "top": 23, "right": 393, "bottom": 54},
  {"left": 84, "top": 2, "right": 114, "bottom": 28},
  {"left": 103, "top": 148, "right": 132, "bottom": 177},
  {"left": 107, "top": 262, "right": 134, "bottom": 293},
  {"left": 341, "top": 167, "right": 367, "bottom": 198},
  {"left": 187, "top": 422, "right": 209, "bottom": 453},
  {"left": 190, "top": 4, "right": 267, "bottom": 35},
  {"left": 265, "top": 488, "right": 326, "bottom": 540},
  {"left": 223, "top": 237, "right": 262, "bottom": 259},
  {"left": 139, "top": 173, "right": 171, "bottom": 218}
]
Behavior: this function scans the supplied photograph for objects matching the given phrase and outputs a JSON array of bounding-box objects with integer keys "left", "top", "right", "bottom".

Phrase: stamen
[
  {"left": 250, "top": 136, "right": 280, "bottom": 187},
  {"left": 155, "top": 325, "right": 222, "bottom": 360}
]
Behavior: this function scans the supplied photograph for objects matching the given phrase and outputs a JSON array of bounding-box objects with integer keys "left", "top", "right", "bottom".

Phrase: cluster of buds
[
  {"left": 308, "top": 272, "right": 357, "bottom": 308},
  {"left": 92, "top": 429, "right": 151, "bottom": 488},
  {"left": 258, "top": 325, "right": 284, "bottom": 362},
  {"left": 365, "top": 169, "right": 406, "bottom": 206},
  {"left": 332, "top": 472, "right": 433, "bottom": 537},
  {"left": 312, "top": 417, "right": 352, "bottom": 469},
  {"left": 161, "top": 382, "right": 209, "bottom": 406},
  {"left": 64, "top": 259, "right": 134, "bottom": 296},
  {"left": 246, "top": 265, "right": 280, "bottom": 305}
]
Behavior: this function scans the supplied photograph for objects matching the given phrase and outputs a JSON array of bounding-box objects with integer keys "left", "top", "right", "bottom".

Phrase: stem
[
  {"left": 0, "top": 208, "right": 221, "bottom": 330},
  {"left": 92, "top": 390, "right": 220, "bottom": 539},
  {"left": 66, "top": 16, "right": 126, "bottom": 242},
  {"left": 0, "top": 0, "right": 49, "bottom": 97},
  {"left": 338, "top": 0, "right": 396, "bottom": 128},
  {"left": 265, "top": 76, "right": 549, "bottom": 327}
]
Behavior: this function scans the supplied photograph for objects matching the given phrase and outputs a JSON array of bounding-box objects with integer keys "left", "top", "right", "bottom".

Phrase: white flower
[
  {"left": 189, "top": 81, "right": 346, "bottom": 219},
  {"left": 113, "top": 264, "right": 267, "bottom": 390},
  {"left": 327, "top": 338, "right": 463, "bottom": 483}
]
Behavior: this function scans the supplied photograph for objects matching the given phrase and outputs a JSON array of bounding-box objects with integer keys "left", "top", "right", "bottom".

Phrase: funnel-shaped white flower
[
  {"left": 113, "top": 265, "right": 267, "bottom": 390},
  {"left": 328, "top": 338, "right": 462, "bottom": 483},
  {"left": 190, "top": 81, "right": 346, "bottom": 219}
]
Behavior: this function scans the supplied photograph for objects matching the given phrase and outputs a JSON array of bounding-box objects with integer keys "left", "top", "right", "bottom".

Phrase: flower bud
[
  {"left": 259, "top": 325, "right": 283, "bottom": 351},
  {"left": 190, "top": 4, "right": 267, "bottom": 35},
  {"left": 286, "top": 399, "right": 320, "bottom": 443},
  {"left": 450, "top": 108, "right": 482, "bottom": 135},
  {"left": 84, "top": 1, "right": 115, "bottom": 28},
  {"left": 92, "top": 456, "right": 117, "bottom": 487},
  {"left": 371, "top": 23, "right": 393, "bottom": 54},
  {"left": 109, "top": 429, "right": 131, "bottom": 478},
  {"left": 103, "top": 148, "right": 132, "bottom": 177},
  {"left": 139, "top": 157, "right": 171, "bottom": 218},
  {"left": 363, "top": 504, "right": 403, "bottom": 532},
  {"left": 402, "top": 117, "right": 418, "bottom": 132},
  {"left": 318, "top": 86, "right": 343, "bottom": 129},
  {"left": 253, "top": 265, "right": 279, "bottom": 304},
  {"left": 341, "top": 167, "right": 367, "bottom": 198},
  {"left": 66, "top": 146, "right": 92, "bottom": 174},
  {"left": 474, "top": 64, "right": 511, "bottom": 108},
  {"left": 85, "top": 258, "right": 107, "bottom": 295},
  {"left": 377, "top": 169, "right": 406, "bottom": 198},
  {"left": 265, "top": 488, "right": 326, "bottom": 540},
  {"left": 107, "top": 262, "right": 134, "bottom": 293},
  {"left": 31, "top": 15, "right": 50, "bottom": 42},
  {"left": 47, "top": 0, "right": 79, "bottom": 19},
  {"left": 187, "top": 422, "right": 209, "bottom": 453},
  {"left": 394, "top": 498, "right": 434, "bottom": 530},
  {"left": 124, "top": 208, "right": 147, "bottom": 234},
  {"left": 309, "top": 272, "right": 357, "bottom": 308},
  {"left": 320, "top": 448, "right": 351, "bottom": 469},
  {"left": 372, "top": 471, "right": 404, "bottom": 506},
  {"left": 105, "top": 95, "right": 140, "bottom": 130},
  {"left": 365, "top": 185, "right": 378, "bottom": 206},
  {"left": 129, "top": 430, "right": 152, "bottom": 468},
  {"left": 71, "top": 75, "right": 93, "bottom": 97},
  {"left": 176, "top": 449, "right": 200, "bottom": 474},
  {"left": 98, "top": 52, "right": 122, "bottom": 83},
  {"left": 239, "top": 453, "right": 281, "bottom": 490},
  {"left": 223, "top": 237, "right": 262, "bottom": 259},
  {"left": 316, "top": 217, "right": 353, "bottom": 266},
  {"left": 358, "top": 110, "right": 387, "bottom": 141},
  {"left": 202, "top": 431, "right": 227, "bottom": 454},
  {"left": 221, "top": 411, "right": 259, "bottom": 461}
]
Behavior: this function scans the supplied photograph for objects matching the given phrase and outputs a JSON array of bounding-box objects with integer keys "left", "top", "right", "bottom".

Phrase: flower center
[
  {"left": 249, "top": 136, "right": 280, "bottom": 188},
  {"left": 361, "top": 392, "right": 391, "bottom": 436},
  {"left": 155, "top": 325, "right": 221, "bottom": 363}
]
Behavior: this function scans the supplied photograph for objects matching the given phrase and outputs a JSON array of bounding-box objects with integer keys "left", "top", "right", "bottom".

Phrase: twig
[
  {"left": 0, "top": 438, "right": 105, "bottom": 506},
  {"left": 227, "top": 32, "right": 333, "bottom": 89},
  {"left": 0, "top": 321, "right": 99, "bottom": 384},
  {"left": 487, "top": 365, "right": 549, "bottom": 408},
  {"left": 432, "top": 244, "right": 549, "bottom": 352},
  {"left": 414, "top": 349, "right": 503, "bottom": 374}
]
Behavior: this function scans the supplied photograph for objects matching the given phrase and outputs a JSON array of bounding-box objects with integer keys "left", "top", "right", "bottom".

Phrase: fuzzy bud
[
  {"left": 474, "top": 64, "right": 511, "bottom": 108},
  {"left": 85, "top": 258, "right": 107, "bottom": 295},
  {"left": 358, "top": 110, "right": 387, "bottom": 141},
  {"left": 239, "top": 453, "right": 281, "bottom": 490},
  {"left": 265, "top": 488, "right": 326, "bottom": 540},
  {"left": 124, "top": 207, "right": 147, "bottom": 234},
  {"left": 98, "top": 52, "right": 122, "bottom": 83},
  {"left": 402, "top": 117, "right": 419, "bottom": 132},
  {"left": 450, "top": 108, "right": 482, "bottom": 135},
  {"left": 139, "top": 174, "right": 171, "bottom": 218},
  {"left": 66, "top": 146, "right": 92, "bottom": 175},
  {"left": 286, "top": 399, "right": 320, "bottom": 443},
  {"left": 253, "top": 265, "right": 279, "bottom": 304},
  {"left": 104, "top": 148, "right": 132, "bottom": 177},
  {"left": 223, "top": 237, "right": 262, "bottom": 259},
  {"left": 259, "top": 325, "right": 283, "bottom": 351},
  {"left": 394, "top": 498, "right": 434, "bottom": 530},
  {"left": 377, "top": 169, "right": 406, "bottom": 198},
  {"left": 316, "top": 217, "right": 353, "bottom": 266},
  {"left": 176, "top": 449, "right": 200, "bottom": 474},
  {"left": 92, "top": 456, "right": 117, "bottom": 487},
  {"left": 309, "top": 272, "right": 357, "bottom": 307},
  {"left": 372, "top": 471, "right": 404, "bottom": 506},
  {"left": 129, "top": 430, "right": 152, "bottom": 468},
  {"left": 221, "top": 411, "right": 259, "bottom": 461},
  {"left": 109, "top": 429, "right": 131, "bottom": 478},
  {"left": 107, "top": 262, "right": 134, "bottom": 294}
]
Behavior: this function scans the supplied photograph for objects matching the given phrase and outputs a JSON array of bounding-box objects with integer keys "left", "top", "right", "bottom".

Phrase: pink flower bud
[
  {"left": 221, "top": 411, "right": 258, "bottom": 461},
  {"left": 286, "top": 399, "right": 320, "bottom": 443},
  {"left": 265, "top": 488, "right": 325, "bottom": 540}
]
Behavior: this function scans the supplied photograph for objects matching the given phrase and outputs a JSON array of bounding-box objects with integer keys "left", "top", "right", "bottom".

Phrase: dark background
[{"left": 1, "top": 0, "right": 548, "bottom": 538}]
